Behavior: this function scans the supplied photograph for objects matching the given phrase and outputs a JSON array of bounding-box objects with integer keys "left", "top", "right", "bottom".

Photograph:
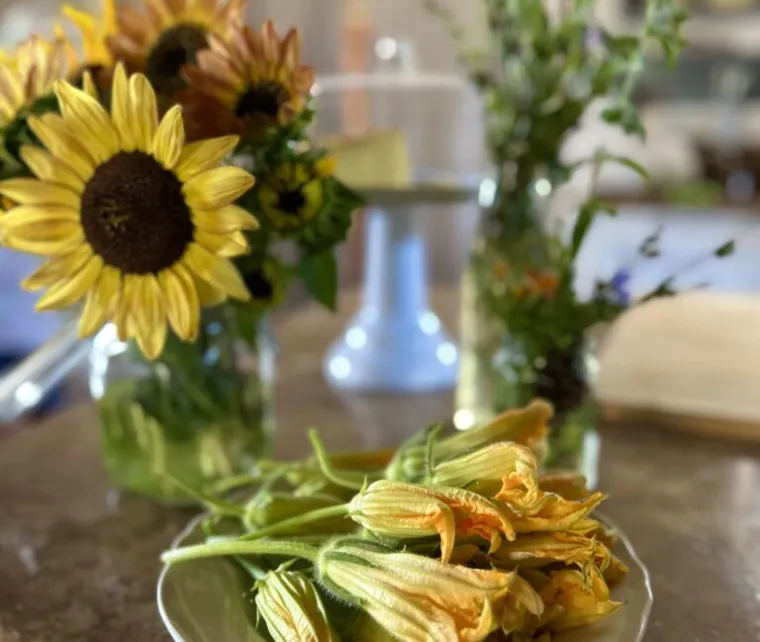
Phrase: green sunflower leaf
[{"left": 300, "top": 251, "right": 339, "bottom": 311}]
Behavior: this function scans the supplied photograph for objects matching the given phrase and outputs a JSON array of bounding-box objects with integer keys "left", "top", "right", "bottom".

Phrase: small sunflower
[
  {"left": 241, "top": 258, "right": 286, "bottom": 311},
  {"left": 107, "top": 0, "right": 245, "bottom": 104},
  {"left": 0, "top": 36, "right": 69, "bottom": 129},
  {"left": 0, "top": 65, "right": 258, "bottom": 360},
  {"left": 257, "top": 157, "right": 334, "bottom": 232},
  {"left": 60, "top": 0, "right": 118, "bottom": 94},
  {"left": 182, "top": 21, "right": 314, "bottom": 142}
]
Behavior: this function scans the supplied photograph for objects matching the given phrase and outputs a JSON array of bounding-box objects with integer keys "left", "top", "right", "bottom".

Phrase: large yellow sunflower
[
  {"left": 0, "top": 36, "right": 69, "bottom": 128},
  {"left": 182, "top": 21, "right": 314, "bottom": 142},
  {"left": 107, "top": 0, "right": 245, "bottom": 103},
  {"left": 0, "top": 64, "right": 258, "bottom": 360}
]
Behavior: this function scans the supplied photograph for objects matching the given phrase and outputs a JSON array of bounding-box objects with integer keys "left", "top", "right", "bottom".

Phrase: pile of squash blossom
[{"left": 162, "top": 400, "right": 627, "bottom": 641}]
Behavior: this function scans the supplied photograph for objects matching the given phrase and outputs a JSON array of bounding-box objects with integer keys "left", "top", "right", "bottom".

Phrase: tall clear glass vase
[
  {"left": 89, "top": 307, "right": 276, "bottom": 503},
  {"left": 455, "top": 196, "right": 601, "bottom": 486}
]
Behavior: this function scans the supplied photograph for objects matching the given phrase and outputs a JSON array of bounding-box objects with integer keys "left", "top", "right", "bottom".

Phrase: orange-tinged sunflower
[
  {"left": 0, "top": 65, "right": 257, "bottom": 360},
  {"left": 107, "top": 0, "right": 245, "bottom": 105},
  {"left": 182, "top": 21, "right": 314, "bottom": 142},
  {"left": 0, "top": 36, "right": 69, "bottom": 128}
]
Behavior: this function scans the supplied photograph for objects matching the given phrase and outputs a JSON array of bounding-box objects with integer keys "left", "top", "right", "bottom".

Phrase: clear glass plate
[{"left": 157, "top": 513, "right": 653, "bottom": 642}]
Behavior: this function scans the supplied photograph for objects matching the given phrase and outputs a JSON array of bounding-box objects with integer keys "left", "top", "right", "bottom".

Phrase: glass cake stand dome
[{"left": 313, "top": 41, "right": 480, "bottom": 393}]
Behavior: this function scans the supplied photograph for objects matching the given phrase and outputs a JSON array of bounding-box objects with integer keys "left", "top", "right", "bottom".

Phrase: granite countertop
[{"left": 2, "top": 292, "right": 760, "bottom": 641}]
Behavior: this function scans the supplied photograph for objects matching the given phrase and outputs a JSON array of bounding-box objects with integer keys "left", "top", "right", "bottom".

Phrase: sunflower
[
  {"left": 257, "top": 157, "right": 334, "bottom": 232},
  {"left": 182, "top": 21, "right": 314, "bottom": 142},
  {"left": 60, "top": 0, "right": 118, "bottom": 95},
  {"left": 107, "top": 0, "right": 245, "bottom": 104},
  {"left": 0, "top": 65, "right": 258, "bottom": 360},
  {"left": 0, "top": 36, "right": 69, "bottom": 129}
]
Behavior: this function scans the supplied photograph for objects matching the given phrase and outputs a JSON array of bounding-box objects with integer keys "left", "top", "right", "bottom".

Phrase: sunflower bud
[
  {"left": 317, "top": 541, "right": 515, "bottom": 642},
  {"left": 255, "top": 569, "right": 337, "bottom": 642},
  {"left": 348, "top": 480, "right": 516, "bottom": 562}
]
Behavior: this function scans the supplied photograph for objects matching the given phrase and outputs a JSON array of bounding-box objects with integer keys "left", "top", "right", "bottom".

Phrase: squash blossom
[
  {"left": 348, "top": 480, "right": 516, "bottom": 563},
  {"left": 506, "top": 492, "right": 606, "bottom": 534},
  {"left": 255, "top": 569, "right": 336, "bottom": 642},
  {"left": 431, "top": 442, "right": 541, "bottom": 510},
  {"left": 317, "top": 543, "right": 515, "bottom": 642}
]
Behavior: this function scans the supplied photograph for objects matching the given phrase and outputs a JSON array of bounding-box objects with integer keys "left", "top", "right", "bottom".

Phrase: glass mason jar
[
  {"left": 456, "top": 195, "right": 601, "bottom": 486},
  {"left": 89, "top": 308, "right": 276, "bottom": 503}
]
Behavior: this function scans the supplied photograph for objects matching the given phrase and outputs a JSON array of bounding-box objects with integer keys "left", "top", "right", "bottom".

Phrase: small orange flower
[
  {"left": 182, "top": 21, "right": 314, "bottom": 142},
  {"left": 348, "top": 480, "right": 516, "bottom": 562}
]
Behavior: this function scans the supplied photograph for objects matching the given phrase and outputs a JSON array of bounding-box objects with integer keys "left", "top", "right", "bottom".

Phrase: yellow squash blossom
[
  {"left": 538, "top": 471, "right": 593, "bottom": 501},
  {"left": 432, "top": 442, "right": 540, "bottom": 510},
  {"left": 318, "top": 543, "right": 515, "bottom": 642},
  {"left": 255, "top": 569, "right": 336, "bottom": 642},
  {"left": 436, "top": 399, "right": 552, "bottom": 461},
  {"left": 0, "top": 65, "right": 256, "bottom": 360},
  {"left": 535, "top": 568, "right": 623, "bottom": 632},
  {"left": 506, "top": 492, "right": 606, "bottom": 534},
  {"left": 491, "top": 532, "right": 606, "bottom": 570},
  {"left": 348, "top": 480, "right": 516, "bottom": 562},
  {"left": 182, "top": 21, "right": 314, "bottom": 142}
]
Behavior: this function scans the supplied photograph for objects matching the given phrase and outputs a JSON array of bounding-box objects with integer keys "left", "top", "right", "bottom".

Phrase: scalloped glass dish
[{"left": 157, "top": 513, "right": 653, "bottom": 642}]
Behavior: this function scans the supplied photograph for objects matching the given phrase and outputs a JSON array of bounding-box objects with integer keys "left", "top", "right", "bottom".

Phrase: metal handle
[{"left": 0, "top": 320, "right": 92, "bottom": 423}]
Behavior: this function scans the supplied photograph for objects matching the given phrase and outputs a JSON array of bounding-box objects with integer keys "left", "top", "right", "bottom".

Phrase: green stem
[
  {"left": 308, "top": 429, "right": 365, "bottom": 490},
  {"left": 164, "top": 473, "right": 244, "bottom": 518},
  {"left": 161, "top": 539, "right": 319, "bottom": 565},
  {"left": 240, "top": 504, "right": 350, "bottom": 541}
]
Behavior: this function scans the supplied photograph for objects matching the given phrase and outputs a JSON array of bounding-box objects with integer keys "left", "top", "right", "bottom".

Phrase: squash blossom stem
[
  {"left": 308, "top": 429, "right": 366, "bottom": 490},
  {"left": 241, "top": 504, "right": 350, "bottom": 541},
  {"left": 161, "top": 540, "right": 320, "bottom": 565}
]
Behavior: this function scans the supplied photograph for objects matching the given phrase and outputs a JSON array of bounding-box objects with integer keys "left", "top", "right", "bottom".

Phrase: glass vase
[
  {"left": 89, "top": 308, "right": 276, "bottom": 503},
  {"left": 456, "top": 234, "right": 601, "bottom": 486}
]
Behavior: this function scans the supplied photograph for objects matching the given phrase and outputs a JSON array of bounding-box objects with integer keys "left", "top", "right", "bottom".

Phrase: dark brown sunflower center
[
  {"left": 276, "top": 188, "right": 307, "bottom": 216},
  {"left": 243, "top": 270, "right": 274, "bottom": 300},
  {"left": 235, "top": 82, "right": 288, "bottom": 119},
  {"left": 146, "top": 22, "right": 208, "bottom": 95},
  {"left": 81, "top": 151, "right": 194, "bottom": 274}
]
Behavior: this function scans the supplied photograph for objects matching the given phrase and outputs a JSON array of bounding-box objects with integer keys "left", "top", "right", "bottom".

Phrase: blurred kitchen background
[{"left": 3, "top": 0, "right": 760, "bottom": 419}]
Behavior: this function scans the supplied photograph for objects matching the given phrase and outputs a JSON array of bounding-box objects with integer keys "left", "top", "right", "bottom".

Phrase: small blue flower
[{"left": 608, "top": 269, "right": 632, "bottom": 306}]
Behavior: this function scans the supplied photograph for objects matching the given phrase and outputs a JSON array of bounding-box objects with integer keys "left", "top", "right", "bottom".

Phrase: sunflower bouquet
[
  {"left": 161, "top": 400, "right": 629, "bottom": 641},
  {"left": 0, "top": 0, "right": 362, "bottom": 500}
]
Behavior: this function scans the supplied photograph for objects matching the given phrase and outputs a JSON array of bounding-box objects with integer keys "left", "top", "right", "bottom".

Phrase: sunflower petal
[
  {"left": 54, "top": 79, "right": 119, "bottom": 159},
  {"left": 183, "top": 243, "right": 250, "bottom": 302},
  {"left": 21, "top": 245, "right": 93, "bottom": 291},
  {"left": 152, "top": 104, "right": 184, "bottom": 169},
  {"left": 26, "top": 114, "right": 96, "bottom": 181},
  {"left": 79, "top": 266, "right": 121, "bottom": 337},
  {"left": 110, "top": 63, "right": 136, "bottom": 150},
  {"left": 129, "top": 73, "right": 158, "bottom": 151},
  {"left": 132, "top": 275, "right": 167, "bottom": 360},
  {"left": 19, "top": 146, "right": 85, "bottom": 193},
  {"left": 192, "top": 203, "right": 259, "bottom": 233},
  {"left": 35, "top": 255, "right": 103, "bottom": 311},
  {"left": 1, "top": 205, "right": 80, "bottom": 228},
  {"left": 0, "top": 179, "right": 79, "bottom": 208},
  {"left": 194, "top": 275, "right": 226, "bottom": 306},
  {"left": 158, "top": 264, "right": 199, "bottom": 341},
  {"left": 183, "top": 166, "right": 255, "bottom": 209},
  {"left": 174, "top": 136, "right": 239, "bottom": 181}
]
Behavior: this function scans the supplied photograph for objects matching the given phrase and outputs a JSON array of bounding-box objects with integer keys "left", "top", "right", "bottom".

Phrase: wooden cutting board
[{"left": 595, "top": 291, "right": 760, "bottom": 441}]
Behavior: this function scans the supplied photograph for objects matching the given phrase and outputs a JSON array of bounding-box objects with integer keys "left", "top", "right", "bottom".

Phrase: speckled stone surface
[{"left": 2, "top": 292, "right": 760, "bottom": 641}]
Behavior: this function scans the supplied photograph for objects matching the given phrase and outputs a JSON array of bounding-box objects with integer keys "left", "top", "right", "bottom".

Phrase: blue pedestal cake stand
[{"left": 324, "top": 184, "right": 478, "bottom": 393}]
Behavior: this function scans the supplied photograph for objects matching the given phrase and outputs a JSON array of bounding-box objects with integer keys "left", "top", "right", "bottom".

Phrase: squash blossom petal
[
  {"left": 348, "top": 481, "right": 516, "bottom": 562},
  {"left": 538, "top": 471, "right": 594, "bottom": 501},
  {"left": 506, "top": 492, "right": 606, "bottom": 533},
  {"left": 500, "top": 573, "right": 545, "bottom": 635},
  {"left": 491, "top": 532, "right": 602, "bottom": 570},
  {"left": 433, "top": 442, "right": 540, "bottom": 510},
  {"left": 435, "top": 399, "right": 552, "bottom": 461},
  {"left": 317, "top": 543, "right": 515, "bottom": 642},
  {"left": 255, "top": 569, "right": 336, "bottom": 642},
  {"left": 535, "top": 568, "right": 622, "bottom": 632}
]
